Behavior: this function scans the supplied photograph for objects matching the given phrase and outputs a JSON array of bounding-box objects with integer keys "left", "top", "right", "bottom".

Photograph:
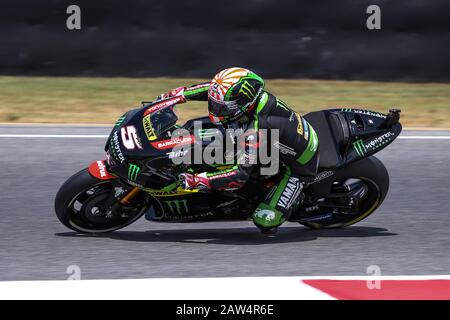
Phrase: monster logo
[
  {"left": 163, "top": 199, "right": 189, "bottom": 215},
  {"left": 238, "top": 80, "right": 257, "bottom": 100},
  {"left": 128, "top": 164, "right": 140, "bottom": 181},
  {"left": 353, "top": 139, "right": 367, "bottom": 157}
]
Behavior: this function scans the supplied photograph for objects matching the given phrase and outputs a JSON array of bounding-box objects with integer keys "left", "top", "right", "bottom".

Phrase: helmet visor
[{"left": 208, "top": 95, "right": 244, "bottom": 124}]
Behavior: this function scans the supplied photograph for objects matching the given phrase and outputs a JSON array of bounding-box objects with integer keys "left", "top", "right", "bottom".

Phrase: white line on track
[
  {"left": 397, "top": 136, "right": 450, "bottom": 139},
  {"left": 2, "top": 134, "right": 450, "bottom": 139}
]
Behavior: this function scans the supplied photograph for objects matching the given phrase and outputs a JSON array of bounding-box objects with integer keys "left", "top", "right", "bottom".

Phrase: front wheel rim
[{"left": 66, "top": 181, "right": 148, "bottom": 233}]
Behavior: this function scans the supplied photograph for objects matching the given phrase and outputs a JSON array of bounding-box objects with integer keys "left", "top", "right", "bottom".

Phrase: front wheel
[
  {"left": 55, "top": 169, "right": 149, "bottom": 233},
  {"left": 299, "top": 156, "right": 389, "bottom": 229}
]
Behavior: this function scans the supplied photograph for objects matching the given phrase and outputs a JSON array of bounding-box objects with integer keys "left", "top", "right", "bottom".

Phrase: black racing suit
[{"left": 175, "top": 83, "right": 319, "bottom": 229}]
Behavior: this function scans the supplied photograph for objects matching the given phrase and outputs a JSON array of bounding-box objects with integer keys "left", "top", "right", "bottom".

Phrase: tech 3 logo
[{"left": 163, "top": 199, "right": 189, "bottom": 215}]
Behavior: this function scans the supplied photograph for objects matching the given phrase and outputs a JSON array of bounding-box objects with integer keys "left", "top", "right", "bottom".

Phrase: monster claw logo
[
  {"left": 238, "top": 80, "right": 256, "bottom": 100},
  {"left": 163, "top": 199, "right": 189, "bottom": 215},
  {"left": 128, "top": 164, "right": 140, "bottom": 181},
  {"left": 353, "top": 139, "right": 367, "bottom": 157}
]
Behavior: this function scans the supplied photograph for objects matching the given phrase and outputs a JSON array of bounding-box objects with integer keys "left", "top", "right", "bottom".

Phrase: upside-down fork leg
[{"left": 119, "top": 187, "right": 141, "bottom": 205}]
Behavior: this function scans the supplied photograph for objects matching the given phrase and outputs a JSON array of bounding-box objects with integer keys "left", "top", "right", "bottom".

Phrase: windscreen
[{"left": 149, "top": 107, "right": 179, "bottom": 137}]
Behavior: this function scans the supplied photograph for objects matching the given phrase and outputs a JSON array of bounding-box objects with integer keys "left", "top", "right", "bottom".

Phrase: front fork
[
  {"left": 88, "top": 160, "right": 142, "bottom": 210},
  {"left": 119, "top": 187, "right": 141, "bottom": 204}
]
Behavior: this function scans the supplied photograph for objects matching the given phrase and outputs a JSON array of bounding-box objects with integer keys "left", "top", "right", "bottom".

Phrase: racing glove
[{"left": 156, "top": 86, "right": 186, "bottom": 101}]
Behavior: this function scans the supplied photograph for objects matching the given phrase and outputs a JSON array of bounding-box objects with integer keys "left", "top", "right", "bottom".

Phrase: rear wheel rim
[{"left": 302, "top": 177, "right": 381, "bottom": 229}]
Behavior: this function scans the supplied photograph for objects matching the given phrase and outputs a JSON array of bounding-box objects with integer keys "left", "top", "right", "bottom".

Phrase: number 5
[{"left": 121, "top": 126, "right": 142, "bottom": 150}]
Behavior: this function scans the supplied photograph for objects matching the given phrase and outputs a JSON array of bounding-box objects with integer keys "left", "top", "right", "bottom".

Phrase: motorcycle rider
[{"left": 157, "top": 67, "right": 319, "bottom": 234}]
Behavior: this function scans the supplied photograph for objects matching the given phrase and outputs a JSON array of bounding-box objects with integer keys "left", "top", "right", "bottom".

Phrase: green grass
[{"left": 1, "top": 76, "right": 449, "bottom": 127}]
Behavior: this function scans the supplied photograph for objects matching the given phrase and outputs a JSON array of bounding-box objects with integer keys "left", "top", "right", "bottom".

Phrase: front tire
[
  {"left": 300, "top": 156, "right": 389, "bottom": 229},
  {"left": 55, "top": 169, "right": 149, "bottom": 233}
]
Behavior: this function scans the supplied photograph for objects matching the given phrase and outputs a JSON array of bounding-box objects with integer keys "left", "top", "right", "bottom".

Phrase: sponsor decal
[
  {"left": 146, "top": 188, "right": 197, "bottom": 196},
  {"left": 115, "top": 115, "right": 126, "bottom": 127},
  {"left": 303, "top": 213, "right": 333, "bottom": 222},
  {"left": 197, "top": 128, "right": 220, "bottom": 139},
  {"left": 88, "top": 160, "right": 116, "bottom": 180},
  {"left": 166, "top": 149, "right": 188, "bottom": 159},
  {"left": 163, "top": 199, "right": 189, "bottom": 215},
  {"left": 143, "top": 96, "right": 185, "bottom": 116},
  {"left": 97, "top": 160, "right": 107, "bottom": 178},
  {"left": 162, "top": 211, "right": 213, "bottom": 221},
  {"left": 295, "top": 113, "right": 304, "bottom": 136},
  {"left": 238, "top": 80, "right": 257, "bottom": 100},
  {"left": 142, "top": 115, "right": 158, "bottom": 141},
  {"left": 289, "top": 112, "right": 295, "bottom": 122},
  {"left": 305, "top": 205, "right": 320, "bottom": 213},
  {"left": 121, "top": 126, "right": 143, "bottom": 150},
  {"left": 303, "top": 119, "right": 310, "bottom": 141},
  {"left": 106, "top": 151, "right": 114, "bottom": 166},
  {"left": 111, "top": 131, "right": 125, "bottom": 163},
  {"left": 216, "top": 199, "right": 240, "bottom": 208},
  {"left": 353, "top": 139, "right": 367, "bottom": 157},
  {"left": 207, "top": 171, "right": 237, "bottom": 180},
  {"left": 365, "top": 132, "right": 395, "bottom": 150},
  {"left": 151, "top": 135, "right": 195, "bottom": 150},
  {"left": 277, "top": 177, "right": 302, "bottom": 209},
  {"left": 341, "top": 108, "right": 386, "bottom": 119},
  {"left": 126, "top": 179, "right": 145, "bottom": 188},
  {"left": 188, "top": 83, "right": 209, "bottom": 91},
  {"left": 255, "top": 209, "right": 276, "bottom": 223},
  {"left": 128, "top": 163, "right": 140, "bottom": 181},
  {"left": 353, "top": 132, "right": 395, "bottom": 156},
  {"left": 274, "top": 141, "right": 297, "bottom": 156},
  {"left": 311, "top": 171, "right": 334, "bottom": 184}
]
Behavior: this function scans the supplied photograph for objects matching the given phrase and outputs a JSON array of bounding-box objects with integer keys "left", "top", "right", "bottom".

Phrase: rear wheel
[
  {"left": 55, "top": 169, "right": 149, "bottom": 233},
  {"left": 298, "top": 156, "right": 389, "bottom": 229}
]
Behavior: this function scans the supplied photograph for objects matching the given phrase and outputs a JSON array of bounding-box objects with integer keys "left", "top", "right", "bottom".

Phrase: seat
[{"left": 303, "top": 110, "right": 349, "bottom": 169}]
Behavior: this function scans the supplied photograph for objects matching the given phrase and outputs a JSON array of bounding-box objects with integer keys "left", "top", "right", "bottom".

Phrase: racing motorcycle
[{"left": 55, "top": 96, "right": 402, "bottom": 233}]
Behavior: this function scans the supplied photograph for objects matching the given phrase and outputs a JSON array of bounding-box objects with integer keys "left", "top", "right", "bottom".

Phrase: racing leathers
[{"left": 163, "top": 83, "right": 320, "bottom": 232}]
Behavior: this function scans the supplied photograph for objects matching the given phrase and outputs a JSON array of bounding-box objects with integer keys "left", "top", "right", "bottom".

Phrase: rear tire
[
  {"left": 55, "top": 169, "right": 149, "bottom": 233},
  {"left": 300, "top": 156, "right": 389, "bottom": 229}
]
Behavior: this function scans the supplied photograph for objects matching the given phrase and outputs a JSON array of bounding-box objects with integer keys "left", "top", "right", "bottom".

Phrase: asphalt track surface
[{"left": 0, "top": 125, "right": 449, "bottom": 281}]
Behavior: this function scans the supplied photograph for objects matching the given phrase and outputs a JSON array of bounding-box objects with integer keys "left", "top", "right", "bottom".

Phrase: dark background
[{"left": 1, "top": 0, "right": 449, "bottom": 81}]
